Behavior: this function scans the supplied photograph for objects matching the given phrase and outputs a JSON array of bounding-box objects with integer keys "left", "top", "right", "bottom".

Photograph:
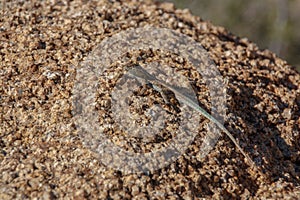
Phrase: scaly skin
[{"left": 128, "top": 65, "right": 255, "bottom": 167}]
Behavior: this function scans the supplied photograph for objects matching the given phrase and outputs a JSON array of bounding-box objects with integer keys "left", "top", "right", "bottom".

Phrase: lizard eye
[{"left": 72, "top": 27, "right": 227, "bottom": 174}]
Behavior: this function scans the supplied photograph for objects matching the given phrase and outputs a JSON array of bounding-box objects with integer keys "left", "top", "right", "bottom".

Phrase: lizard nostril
[{"left": 128, "top": 65, "right": 255, "bottom": 168}]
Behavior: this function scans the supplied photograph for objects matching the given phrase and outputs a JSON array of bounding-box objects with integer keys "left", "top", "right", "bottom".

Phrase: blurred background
[{"left": 158, "top": 0, "right": 300, "bottom": 72}]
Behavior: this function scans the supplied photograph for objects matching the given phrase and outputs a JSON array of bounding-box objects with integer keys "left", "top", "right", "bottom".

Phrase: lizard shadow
[
  {"left": 180, "top": 70, "right": 299, "bottom": 198},
  {"left": 125, "top": 64, "right": 299, "bottom": 197}
]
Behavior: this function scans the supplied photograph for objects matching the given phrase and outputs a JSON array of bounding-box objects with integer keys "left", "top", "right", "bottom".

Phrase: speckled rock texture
[{"left": 0, "top": 0, "right": 299, "bottom": 199}]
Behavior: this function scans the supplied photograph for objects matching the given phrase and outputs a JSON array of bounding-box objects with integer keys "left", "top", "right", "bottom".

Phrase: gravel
[{"left": 0, "top": 0, "right": 299, "bottom": 199}]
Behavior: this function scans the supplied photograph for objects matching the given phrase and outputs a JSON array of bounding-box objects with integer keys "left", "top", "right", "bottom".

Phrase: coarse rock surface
[{"left": 0, "top": 0, "right": 299, "bottom": 199}]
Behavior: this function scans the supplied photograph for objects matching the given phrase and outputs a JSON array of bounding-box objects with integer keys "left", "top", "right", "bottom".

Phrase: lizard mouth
[{"left": 72, "top": 27, "right": 228, "bottom": 174}]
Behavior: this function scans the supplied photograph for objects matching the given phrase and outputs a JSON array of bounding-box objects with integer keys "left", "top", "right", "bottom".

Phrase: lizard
[{"left": 127, "top": 64, "right": 255, "bottom": 167}]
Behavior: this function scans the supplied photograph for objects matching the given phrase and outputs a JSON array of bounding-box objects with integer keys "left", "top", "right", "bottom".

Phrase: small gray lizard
[{"left": 128, "top": 65, "right": 255, "bottom": 167}]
